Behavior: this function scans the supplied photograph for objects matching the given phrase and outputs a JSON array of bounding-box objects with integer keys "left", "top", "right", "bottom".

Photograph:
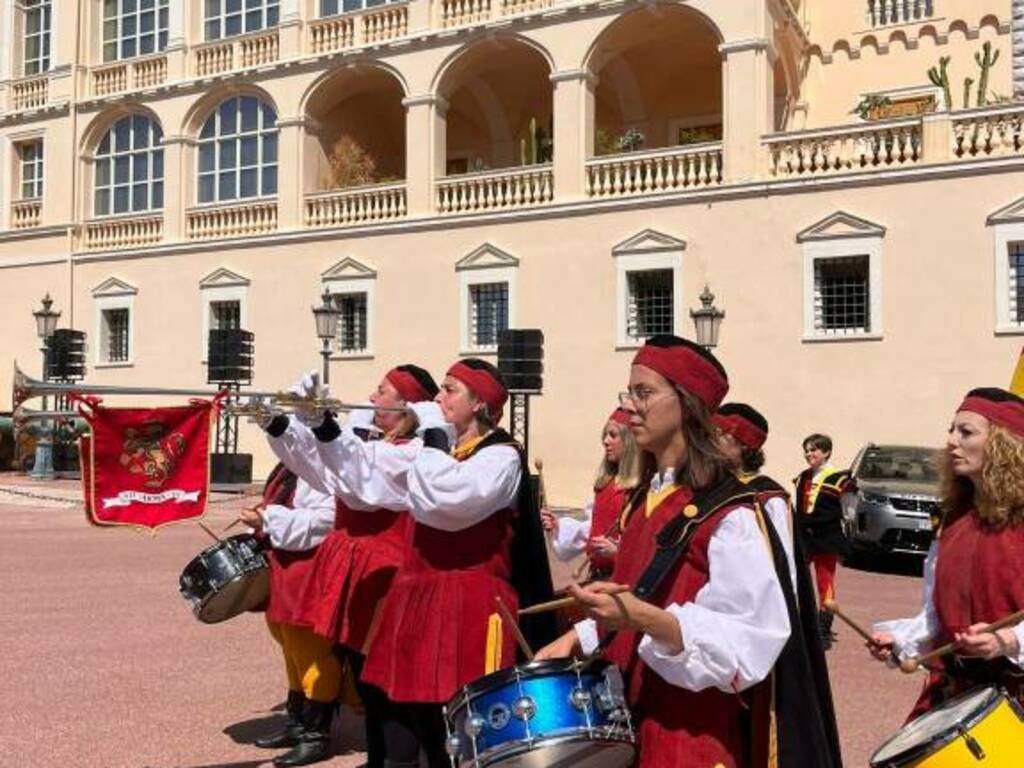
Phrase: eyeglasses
[{"left": 618, "top": 388, "right": 672, "bottom": 411}]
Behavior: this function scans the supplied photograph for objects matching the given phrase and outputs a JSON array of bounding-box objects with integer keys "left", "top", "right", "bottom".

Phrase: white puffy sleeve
[
  {"left": 551, "top": 504, "right": 593, "bottom": 562},
  {"left": 762, "top": 495, "right": 797, "bottom": 592},
  {"left": 261, "top": 478, "right": 336, "bottom": 551},
  {"left": 313, "top": 425, "right": 422, "bottom": 512},
  {"left": 637, "top": 506, "right": 791, "bottom": 693},
  {"left": 873, "top": 543, "right": 941, "bottom": 659},
  {"left": 265, "top": 418, "right": 334, "bottom": 496},
  {"left": 405, "top": 444, "right": 521, "bottom": 531}
]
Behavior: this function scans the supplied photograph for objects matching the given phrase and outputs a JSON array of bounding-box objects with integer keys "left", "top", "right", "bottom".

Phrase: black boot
[
  {"left": 273, "top": 699, "right": 335, "bottom": 767},
  {"left": 819, "top": 610, "right": 836, "bottom": 651},
  {"left": 256, "top": 690, "right": 306, "bottom": 749}
]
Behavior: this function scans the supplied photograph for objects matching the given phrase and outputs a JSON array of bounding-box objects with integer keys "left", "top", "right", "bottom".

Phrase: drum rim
[
  {"left": 193, "top": 565, "right": 270, "bottom": 623},
  {"left": 447, "top": 658, "right": 612, "bottom": 710},
  {"left": 869, "top": 685, "right": 1005, "bottom": 766},
  {"left": 464, "top": 731, "right": 636, "bottom": 768}
]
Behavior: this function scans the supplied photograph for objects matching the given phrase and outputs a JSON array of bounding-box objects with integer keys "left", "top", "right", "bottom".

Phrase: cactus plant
[
  {"left": 974, "top": 41, "right": 1000, "bottom": 107},
  {"left": 928, "top": 56, "right": 952, "bottom": 111},
  {"left": 963, "top": 77, "right": 975, "bottom": 109}
]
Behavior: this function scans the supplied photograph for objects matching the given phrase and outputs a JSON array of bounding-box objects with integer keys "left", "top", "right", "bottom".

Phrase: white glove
[
  {"left": 287, "top": 370, "right": 329, "bottom": 426},
  {"left": 346, "top": 403, "right": 381, "bottom": 434},
  {"left": 409, "top": 401, "right": 457, "bottom": 444}
]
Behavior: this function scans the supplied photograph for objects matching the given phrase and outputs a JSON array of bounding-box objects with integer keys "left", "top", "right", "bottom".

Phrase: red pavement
[{"left": 0, "top": 476, "right": 927, "bottom": 767}]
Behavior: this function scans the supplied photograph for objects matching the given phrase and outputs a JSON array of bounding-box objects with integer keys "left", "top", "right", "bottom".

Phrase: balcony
[
  {"left": 766, "top": 118, "right": 922, "bottom": 178},
  {"left": 186, "top": 201, "right": 278, "bottom": 240},
  {"left": 10, "top": 199, "right": 42, "bottom": 229},
  {"left": 867, "top": 0, "right": 934, "bottom": 28},
  {"left": 9, "top": 76, "right": 48, "bottom": 112},
  {"left": 586, "top": 144, "right": 723, "bottom": 199},
  {"left": 438, "top": 0, "right": 552, "bottom": 28},
  {"left": 308, "top": 4, "right": 410, "bottom": 54},
  {"left": 953, "top": 105, "right": 1024, "bottom": 160},
  {"left": 91, "top": 55, "right": 168, "bottom": 97},
  {"left": 437, "top": 165, "right": 553, "bottom": 213},
  {"left": 193, "top": 30, "right": 279, "bottom": 78},
  {"left": 305, "top": 183, "right": 407, "bottom": 227},
  {"left": 84, "top": 214, "right": 164, "bottom": 250}
]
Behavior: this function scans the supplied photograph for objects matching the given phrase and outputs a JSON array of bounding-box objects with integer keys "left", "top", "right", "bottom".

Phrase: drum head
[
  {"left": 478, "top": 738, "right": 635, "bottom": 768},
  {"left": 195, "top": 569, "right": 270, "bottom": 624},
  {"left": 871, "top": 686, "right": 1000, "bottom": 765}
]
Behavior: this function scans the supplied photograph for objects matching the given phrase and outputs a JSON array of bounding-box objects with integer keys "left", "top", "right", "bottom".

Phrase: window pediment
[
  {"left": 612, "top": 229, "right": 686, "bottom": 256},
  {"left": 455, "top": 243, "right": 519, "bottom": 271},
  {"left": 797, "top": 212, "right": 886, "bottom": 243},
  {"left": 199, "top": 267, "right": 250, "bottom": 289},
  {"left": 321, "top": 257, "right": 377, "bottom": 282},
  {"left": 92, "top": 276, "right": 138, "bottom": 297}
]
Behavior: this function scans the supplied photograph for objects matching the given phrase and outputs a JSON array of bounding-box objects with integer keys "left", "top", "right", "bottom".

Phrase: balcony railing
[
  {"left": 586, "top": 144, "right": 723, "bottom": 198},
  {"left": 437, "top": 165, "right": 553, "bottom": 213},
  {"left": 308, "top": 4, "right": 409, "bottom": 54},
  {"left": 766, "top": 118, "right": 922, "bottom": 177},
  {"left": 193, "top": 30, "right": 279, "bottom": 77},
  {"left": 305, "top": 183, "right": 408, "bottom": 227},
  {"left": 953, "top": 105, "right": 1024, "bottom": 159},
  {"left": 84, "top": 214, "right": 164, "bottom": 250},
  {"left": 91, "top": 55, "right": 168, "bottom": 97},
  {"left": 186, "top": 200, "right": 278, "bottom": 240},
  {"left": 9, "top": 76, "right": 48, "bottom": 111},
  {"left": 867, "top": 0, "right": 934, "bottom": 27},
  {"left": 438, "top": 0, "right": 551, "bottom": 28},
  {"left": 11, "top": 199, "right": 42, "bottom": 229}
]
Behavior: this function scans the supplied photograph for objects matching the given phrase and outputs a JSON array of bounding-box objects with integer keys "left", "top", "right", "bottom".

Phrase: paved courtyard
[{"left": 0, "top": 476, "right": 928, "bottom": 767}]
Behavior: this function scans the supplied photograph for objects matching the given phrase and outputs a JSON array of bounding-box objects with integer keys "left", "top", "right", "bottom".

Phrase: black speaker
[
  {"left": 210, "top": 453, "right": 253, "bottom": 485},
  {"left": 45, "top": 329, "right": 87, "bottom": 381},
  {"left": 208, "top": 329, "right": 254, "bottom": 384},
  {"left": 498, "top": 329, "right": 544, "bottom": 392}
]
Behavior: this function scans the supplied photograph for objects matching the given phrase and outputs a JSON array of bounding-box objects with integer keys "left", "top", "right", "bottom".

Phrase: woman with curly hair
[{"left": 870, "top": 387, "right": 1024, "bottom": 717}]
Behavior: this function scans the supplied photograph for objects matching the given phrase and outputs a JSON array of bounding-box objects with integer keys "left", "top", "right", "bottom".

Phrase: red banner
[{"left": 74, "top": 395, "right": 223, "bottom": 531}]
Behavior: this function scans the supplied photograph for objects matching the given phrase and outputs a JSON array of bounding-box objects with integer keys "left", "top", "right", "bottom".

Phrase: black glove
[
  {"left": 266, "top": 414, "right": 290, "bottom": 438},
  {"left": 422, "top": 427, "right": 451, "bottom": 453},
  {"left": 312, "top": 412, "right": 341, "bottom": 443}
]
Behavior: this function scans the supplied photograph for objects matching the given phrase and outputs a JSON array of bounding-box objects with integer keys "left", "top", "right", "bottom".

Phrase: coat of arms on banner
[{"left": 73, "top": 394, "right": 224, "bottom": 531}]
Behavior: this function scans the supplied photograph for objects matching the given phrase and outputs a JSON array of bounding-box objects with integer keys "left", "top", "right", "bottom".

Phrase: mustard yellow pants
[{"left": 266, "top": 618, "right": 342, "bottom": 704}]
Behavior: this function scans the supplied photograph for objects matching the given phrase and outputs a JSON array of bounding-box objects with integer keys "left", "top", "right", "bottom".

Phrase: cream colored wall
[{"left": 4, "top": 166, "right": 1015, "bottom": 502}]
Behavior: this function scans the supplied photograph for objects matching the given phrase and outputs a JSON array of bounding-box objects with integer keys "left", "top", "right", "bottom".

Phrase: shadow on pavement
[
  {"left": 173, "top": 762, "right": 269, "bottom": 768},
  {"left": 222, "top": 713, "right": 287, "bottom": 745}
]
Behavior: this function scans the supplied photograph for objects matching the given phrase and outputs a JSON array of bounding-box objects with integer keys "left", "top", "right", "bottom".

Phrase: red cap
[
  {"left": 958, "top": 388, "right": 1024, "bottom": 438},
  {"left": 632, "top": 336, "right": 729, "bottom": 411},
  {"left": 609, "top": 407, "right": 632, "bottom": 426},
  {"left": 713, "top": 413, "right": 767, "bottom": 450},
  {"left": 447, "top": 361, "right": 508, "bottom": 416},
  {"left": 385, "top": 368, "right": 433, "bottom": 403}
]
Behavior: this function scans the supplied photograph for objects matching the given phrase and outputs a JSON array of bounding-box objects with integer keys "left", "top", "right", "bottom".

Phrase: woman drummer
[
  {"left": 536, "top": 335, "right": 840, "bottom": 767},
  {"left": 870, "top": 387, "right": 1024, "bottom": 718},
  {"left": 541, "top": 407, "right": 641, "bottom": 580}
]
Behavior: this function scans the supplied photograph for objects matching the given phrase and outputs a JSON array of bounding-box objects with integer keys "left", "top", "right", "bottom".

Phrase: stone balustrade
[
  {"left": 437, "top": 165, "right": 553, "bottom": 213},
  {"left": 766, "top": 119, "right": 922, "bottom": 177},
  {"left": 193, "top": 30, "right": 280, "bottom": 78},
  {"left": 308, "top": 4, "right": 409, "bottom": 53},
  {"left": 186, "top": 201, "right": 278, "bottom": 240},
  {"left": 586, "top": 144, "right": 723, "bottom": 198},
  {"left": 84, "top": 214, "right": 164, "bottom": 250},
  {"left": 953, "top": 105, "right": 1024, "bottom": 159},
  {"left": 305, "top": 183, "right": 408, "bottom": 227},
  {"left": 9, "top": 76, "right": 48, "bottom": 111},
  {"left": 867, "top": 0, "right": 934, "bottom": 27},
  {"left": 10, "top": 199, "right": 42, "bottom": 229},
  {"left": 90, "top": 55, "right": 168, "bottom": 97}
]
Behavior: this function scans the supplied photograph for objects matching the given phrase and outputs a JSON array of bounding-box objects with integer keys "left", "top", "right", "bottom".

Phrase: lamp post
[
  {"left": 312, "top": 287, "right": 340, "bottom": 385},
  {"left": 689, "top": 285, "right": 725, "bottom": 350},
  {"left": 30, "top": 293, "right": 60, "bottom": 479}
]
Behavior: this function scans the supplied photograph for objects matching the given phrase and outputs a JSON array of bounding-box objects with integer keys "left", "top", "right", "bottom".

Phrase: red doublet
[
  {"left": 585, "top": 481, "right": 630, "bottom": 575},
  {"left": 361, "top": 447, "right": 518, "bottom": 703},
  {"left": 910, "top": 510, "right": 1024, "bottom": 716},
  {"left": 602, "top": 487, "right": 750, "bottom": 768},
  {"left": 300, "top": 500, "right": 409, "bottom": 652},
  {"left": 263, "top": 471, "right": 317, "bottom": 627}
]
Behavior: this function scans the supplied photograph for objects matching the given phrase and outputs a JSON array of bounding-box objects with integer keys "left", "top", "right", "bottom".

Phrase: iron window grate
[
  {"left": 627, "top": 269, "right": 674, "bottom": 341},
  {"left": 104, "top": 308, "right": 130, "bottom": 363},
  {"left": 470, "top": 282, "right": 509, "bottom": 349},
  {"left": 814, "top": 255, "right": 870, "bottom": 335},
  {"left": 335, "top": 293, "right": 368, "bottom": 353}
]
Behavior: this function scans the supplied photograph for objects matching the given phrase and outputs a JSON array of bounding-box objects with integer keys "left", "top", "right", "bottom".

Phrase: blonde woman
[
  {"left": 541, "top": 408, "right": 641, "bottom": 579},
  {"left": 871, "top": 388, "right": 1024, "bottom": 718}
]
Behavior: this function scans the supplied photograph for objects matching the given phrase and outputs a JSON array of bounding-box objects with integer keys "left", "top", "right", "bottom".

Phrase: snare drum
[
  {"left": 444, "top": 658, "right": 635, "bottom": 768},
  {"left": 870, "top": 685, "right": 1024, "bottom": 767},
  {"left": 179, "top": 534, "right": 270, "bottom": 624}
]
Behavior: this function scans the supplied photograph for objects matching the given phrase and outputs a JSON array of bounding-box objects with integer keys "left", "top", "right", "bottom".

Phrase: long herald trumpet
[{"left": 12, "top": 362, "right": 406, "bottom": 416}]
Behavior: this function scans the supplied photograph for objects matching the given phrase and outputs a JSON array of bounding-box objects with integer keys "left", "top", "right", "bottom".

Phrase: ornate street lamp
[
  {"left": 30, "top": 293, "right": 60, "bottom": 479},
  {"left": 689, "top": 285, "right": 725, "bottom": 350},
  {"left": 312, "top": 287, "right": 340, "bottom": 385}
]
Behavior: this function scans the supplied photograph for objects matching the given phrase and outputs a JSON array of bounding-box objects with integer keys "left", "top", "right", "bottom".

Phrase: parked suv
[{"left": 841, "top": 444, "right": 941, "bottom": 557}]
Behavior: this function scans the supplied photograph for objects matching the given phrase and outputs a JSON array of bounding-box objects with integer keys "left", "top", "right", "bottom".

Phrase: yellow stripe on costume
[
  {"left": 1011, "top": 346, "right": 1024, "bottom": 396},
  {"left": 485, "top": 612, "right": 503, "bottom": 674}
]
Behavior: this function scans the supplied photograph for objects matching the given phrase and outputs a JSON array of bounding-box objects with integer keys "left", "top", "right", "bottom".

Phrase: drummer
[
  {"left": 266, "top": 359, "right": 555, "bottom": 768},
  {"left": 541, "top": 407, "right": 641, "bottom": 580},
  {"left": 870, "top": 387, "right": 1024, "bottom": 718},
  {"left": 240, "top": 462, "right": 339, "bottom": 767},
  {"left": 536, "top": 335, "right": 841, "bottom": 767}
]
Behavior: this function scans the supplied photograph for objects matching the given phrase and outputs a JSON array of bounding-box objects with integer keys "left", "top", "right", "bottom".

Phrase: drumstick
[
  {"left": 197, "top": 520, "right": 223, "bottom": 543},
  {"left": 534, "top": 458, "right": 548, "bottom": 510},
  {"left": 222, "top": 517, "right": 244, "bottom": 533},
  {"left": 901, "top": 607, "right": 1024, "bottom": 673},
  {"left": 518, "top": 584, "right": 633, "bottom": 616},
  {"left": 823, "top": 599, "right": 875, "bottom": 644},
  {"left": 495, "top": 596, "right": 534, "bottom": 661}
]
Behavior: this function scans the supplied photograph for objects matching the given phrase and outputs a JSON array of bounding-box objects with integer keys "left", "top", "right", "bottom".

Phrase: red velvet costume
[
  {"left": 584, "top": 480, "right": 631, "bottom": 576},
  {"left": 263, "top": 468, "right": 319, "bottom": 627}
]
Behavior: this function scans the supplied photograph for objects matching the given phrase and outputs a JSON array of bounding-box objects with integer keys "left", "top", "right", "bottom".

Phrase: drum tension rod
[{"left": 956, "top": 724, "right": 986, "bottom": 761}]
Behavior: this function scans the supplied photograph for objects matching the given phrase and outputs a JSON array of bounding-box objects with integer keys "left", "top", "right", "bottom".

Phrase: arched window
[
  {"left": 197, "top": 96, "right": 278, "bottom": 204},
  {"left": 94, "top": 114, "right": 164, "bottom": 216}
]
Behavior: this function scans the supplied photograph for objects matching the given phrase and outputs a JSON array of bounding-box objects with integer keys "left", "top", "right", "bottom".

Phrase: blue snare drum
[{"left": 444, "top": 658, "right": 636, "bottom": 767}]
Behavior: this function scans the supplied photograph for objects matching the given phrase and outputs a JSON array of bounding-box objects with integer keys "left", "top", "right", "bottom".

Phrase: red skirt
[
  {"left": 302, "top": 529, "right": 403, "bottom": 653},
  {"left": 265, "top": 548, "right": 318, "bottom": 627},
  {"left": 361, "top": 570, "right": 518, "bottom": 703}
]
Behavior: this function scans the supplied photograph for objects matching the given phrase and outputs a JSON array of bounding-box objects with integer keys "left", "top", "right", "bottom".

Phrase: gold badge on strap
[{"left": 683, "top": 504, "right": 699, "bottom": 519}]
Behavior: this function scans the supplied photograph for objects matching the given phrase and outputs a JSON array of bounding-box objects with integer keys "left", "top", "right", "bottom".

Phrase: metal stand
[
  {"left": 30, "top": 346, "right": 54, "bottom": 480},
  {"left": 214, "top": 382, "right": 241, "bottom": 455},
  {"left": 508, "top": 391, "right": 538, "bottom": 461}
]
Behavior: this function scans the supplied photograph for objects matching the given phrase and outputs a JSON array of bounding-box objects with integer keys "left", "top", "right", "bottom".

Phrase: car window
[{"left": 856, "top": 448, "right": 938, "bottom": 482}]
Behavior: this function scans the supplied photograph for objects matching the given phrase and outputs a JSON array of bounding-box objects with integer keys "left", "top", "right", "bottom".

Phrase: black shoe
[
  {"left": 272, "top": 732, "right": 332, "bottom": 766},
  {"left": 818, "top": 610, "right": 836, "bottom": 651},
  {"left": 256, "top": 690, "right": 306, "bottom": 749}
]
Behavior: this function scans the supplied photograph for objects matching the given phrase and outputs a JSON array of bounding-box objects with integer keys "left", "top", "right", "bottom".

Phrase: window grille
[
  {"left": 469, "top": 282, "right": 509, "bottom": 349},
  {"left": 626, "top": 269, "right": 674, "bottom": 340},
  {"left": 814, "top": 255, "right": 871, "bottom": 334},
  {"left": 334, "top": 293, "right": 368, "bottom": 353},
  {"left": 103, "top": 308, "right": 130, "bottom": 362}
]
